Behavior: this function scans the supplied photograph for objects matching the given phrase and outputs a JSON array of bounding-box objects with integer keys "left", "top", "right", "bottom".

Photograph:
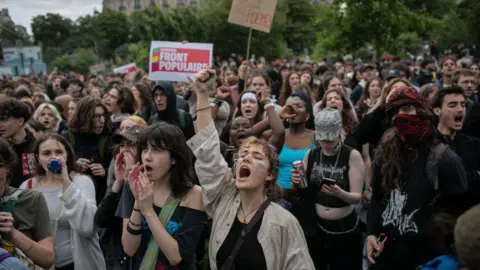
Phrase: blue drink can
[{"left": 47, "top": 159, "right": 62, "bottom": 174}]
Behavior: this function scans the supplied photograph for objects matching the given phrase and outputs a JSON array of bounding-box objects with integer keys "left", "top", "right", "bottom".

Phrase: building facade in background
[
  {"left": 1, "top": 46, "right": 47, "bottom": 76},
  {"left": 103, "top": 0, "right": 203, "bottom": 14}
]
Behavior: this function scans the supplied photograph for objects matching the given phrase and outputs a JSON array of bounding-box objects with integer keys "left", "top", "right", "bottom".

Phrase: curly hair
[
  {"left": 105, "top": 85, "right": 136, "bottom": 115},
  {"left": 320, "top": 88, "right": 357, "bottom": 135},
  {"left": 0, "top": 98, "right": 32, "bottom": 123},
  {"left": 239, "top": 137, "right": 283, "bottom": 201},
  {"left": 375, "top": 107, "right": 434, "bottom": 191},
  {"left": 69, "top": 96, "right": 111, "bottom": 134},
  {"left": 375, "top": 128, "right": 405, "bottom": 191},
  {"left": 138, "top": 122, "right": 196, "bottom": 198}
]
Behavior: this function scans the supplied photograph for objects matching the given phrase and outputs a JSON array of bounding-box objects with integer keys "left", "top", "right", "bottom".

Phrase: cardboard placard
[
  {"left": 149, "top": 41, "right": 213, "bottom": 82},
  {"left": 228, "top": 0, "right": 278, "bottom": 33},
  {"left": 89, "top": 64, "right": 106, "bottom": 74}
]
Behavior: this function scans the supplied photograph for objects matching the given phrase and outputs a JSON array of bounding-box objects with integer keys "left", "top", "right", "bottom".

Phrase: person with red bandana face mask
[{"left": 365, "top": 87, "right": 468, "bottom": 270}]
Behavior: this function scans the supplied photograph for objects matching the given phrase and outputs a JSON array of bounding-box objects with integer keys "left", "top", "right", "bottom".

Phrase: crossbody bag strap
[
  {"left": 220, "top": 200, "right": 271, "bottom": 270},
  {"left": 139, "top": 194, "right": 182, "bottom": 270}
]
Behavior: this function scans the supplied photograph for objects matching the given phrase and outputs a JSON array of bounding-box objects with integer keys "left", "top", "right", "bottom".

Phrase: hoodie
[{"left": 148, "top": 81, "right": 195, "bottom": 140}]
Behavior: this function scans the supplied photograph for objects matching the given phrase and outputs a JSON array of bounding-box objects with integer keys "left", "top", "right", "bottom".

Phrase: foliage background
[{"left": 1, "top": 0, "right": 478, "bottom": 73}]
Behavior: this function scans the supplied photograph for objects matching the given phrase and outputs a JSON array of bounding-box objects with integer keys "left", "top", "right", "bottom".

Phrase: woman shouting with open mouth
[{"left": 189, "top": 68, "right": 314, "bottom": 270}]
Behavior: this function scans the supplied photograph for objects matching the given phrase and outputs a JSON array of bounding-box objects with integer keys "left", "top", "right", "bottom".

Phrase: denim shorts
[{"left": 0, "top": 248, "right": 30, "bottom": 270}]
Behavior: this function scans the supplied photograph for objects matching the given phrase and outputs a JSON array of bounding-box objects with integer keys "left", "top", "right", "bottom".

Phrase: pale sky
[{"left": 1, "top": 0, "right": 103, "bottom": 34}]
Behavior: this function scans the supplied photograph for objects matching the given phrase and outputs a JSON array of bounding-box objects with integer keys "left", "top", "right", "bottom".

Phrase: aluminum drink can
[{"left": 293, "top": 160, "right": 308, "bottom": 188}]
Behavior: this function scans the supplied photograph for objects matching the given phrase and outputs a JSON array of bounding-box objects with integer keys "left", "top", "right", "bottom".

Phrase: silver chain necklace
[{"left": 319, "top": 144, "right": 342, "bottom": 180}]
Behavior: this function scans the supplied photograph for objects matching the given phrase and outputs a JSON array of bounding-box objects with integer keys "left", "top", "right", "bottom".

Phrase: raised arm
[{"left": 187, "top": 69, "right": 236, "bottom": 217}]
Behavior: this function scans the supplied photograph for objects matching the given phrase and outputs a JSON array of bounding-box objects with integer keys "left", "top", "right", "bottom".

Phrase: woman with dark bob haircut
[
  {"left": 119, "top": 121, "right": 207, "bottom": 269},
  {"left": 0, "top": 137, "right": 54, "bottom": 269},
  {"left": 20, "top": 134, "right": 105, "bottom": 269}
]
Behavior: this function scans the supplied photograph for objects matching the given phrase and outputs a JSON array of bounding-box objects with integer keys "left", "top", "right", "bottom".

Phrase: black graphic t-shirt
[
  {"left": 306, "top": 145, "right": 352, "bottom": 208},
  {"left": 368, "top": 147, "right": 467, "bottom": 237},
  {"left": 367, "top": 146, "right": 467, "bottom": 269}
]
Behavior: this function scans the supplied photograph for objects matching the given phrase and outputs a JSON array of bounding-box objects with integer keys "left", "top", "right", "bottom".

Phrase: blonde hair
[
  {"left": 239, "top": 137, "right": 283, "bottom": 201},
  {"left": 33, "top": 103, "right": 63, "bottom": 133},
  {"left": 122, "top": 115, "right": 147, "bottom": 126}
]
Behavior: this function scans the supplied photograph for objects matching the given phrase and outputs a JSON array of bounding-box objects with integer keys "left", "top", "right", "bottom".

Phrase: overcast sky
[{"left": 2, "top": 0, "right": 103, "bottom": 34}]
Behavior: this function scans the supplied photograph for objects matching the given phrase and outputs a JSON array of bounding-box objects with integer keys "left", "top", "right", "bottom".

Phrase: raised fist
[{"left": 194, "top": 68, "right": 216, "bottom": 94}]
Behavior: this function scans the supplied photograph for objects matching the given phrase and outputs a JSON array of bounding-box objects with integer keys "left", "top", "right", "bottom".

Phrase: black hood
[{"left": 152, "top": 81, "right": 178, "bottom": 123}]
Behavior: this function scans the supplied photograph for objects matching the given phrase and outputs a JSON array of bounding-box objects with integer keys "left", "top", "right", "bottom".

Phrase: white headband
[{"left": 241, "top": 92, "right": 257, "bottom": 102}]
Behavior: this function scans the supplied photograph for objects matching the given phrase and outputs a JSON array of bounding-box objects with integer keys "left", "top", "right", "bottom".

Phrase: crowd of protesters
[{"left": 0, "top": 43, "right": 479, "bottom": 270}]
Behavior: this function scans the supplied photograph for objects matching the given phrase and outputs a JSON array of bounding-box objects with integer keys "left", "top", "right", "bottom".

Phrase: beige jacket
[{"left": 188, "top": 122, "right": 315, "bottom": 270}]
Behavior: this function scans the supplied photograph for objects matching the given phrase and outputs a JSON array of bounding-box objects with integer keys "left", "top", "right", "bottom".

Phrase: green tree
[
  {"left": 312, "top": 3, "right": 349, "bottom": 59},
  {"left": 333, "top": 0, "right": 411, "bottom": 58},
  {"left": 31, "top": 13, "right": 73, "bottom": 48},
  {"left": 50, "top": 48, "right": 96, "bottom": 74},
  {"left": 94, "top": 10, "right": 130, "bottom": 60},
  {"left": 73, "top": 49, "right": 97, "bottom": 74},
  {"left": 0, "top": 21, "right": 30, "bottom": 46},
  {"left": 127, "top": 42, "right": 149, "bottom": 70},
  {"left": 458, "top": 0, "right": 480, "bottom": 46},
  {"left": 200, "top": 0, "right": 288, "bottom": 59},
  {"left": 284, "top": 0, "right": 317, "bottom": 53},
  {"left": 49, "top": 54, "right": 72, "bottom": 73}
]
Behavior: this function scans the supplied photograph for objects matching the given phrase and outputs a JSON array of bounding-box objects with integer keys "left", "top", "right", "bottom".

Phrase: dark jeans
[
  {"left": 307, "top": 211, "right": 363, "bottom": 270},
  {"left": 56, "top": 263, "right": 74, "bottom": 270}
]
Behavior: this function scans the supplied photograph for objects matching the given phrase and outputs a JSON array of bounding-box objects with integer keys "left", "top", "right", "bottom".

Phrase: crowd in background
[{"left": 0, "top": 43, "right": 479, "bottom": 270}]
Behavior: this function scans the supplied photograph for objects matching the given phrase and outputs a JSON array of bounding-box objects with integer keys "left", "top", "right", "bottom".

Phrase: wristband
[
  {"left": 196, "top": 105, "right": 212, "bottom": 112},
  {"left": 126, "top": 224, "right": 142, "bottom": 235},
  {"left": 133, "top": 208, "right": 140, "bottom": 212},
  {"left": 23, "top": 242, "right": 34, "bottom": 253},
  {"left": 264, "top": 102, "right": 275, "bottom": 110},
  {"left": 129, "top": 219, "right": 142, "bottom": 227},
  {"left": 213, "top": 95, "right": 224, "bottom": 106}
]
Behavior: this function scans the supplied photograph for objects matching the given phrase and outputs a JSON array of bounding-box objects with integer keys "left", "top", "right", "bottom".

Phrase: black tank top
[{"left": 306, "top": 144, "right": 353, "bottom": 208}]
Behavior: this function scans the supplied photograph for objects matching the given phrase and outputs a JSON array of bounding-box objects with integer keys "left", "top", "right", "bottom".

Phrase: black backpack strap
[
  {"left": 426, "top": 143, "right": 448, "bottom": 206},
  {"left": 178, "top": 110, "right": 186, "bottom": 129}
]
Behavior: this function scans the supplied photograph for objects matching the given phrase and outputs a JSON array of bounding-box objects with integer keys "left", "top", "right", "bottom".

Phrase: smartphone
[{"left": 322, "top": 177, "right": 336, "bottom": 186}]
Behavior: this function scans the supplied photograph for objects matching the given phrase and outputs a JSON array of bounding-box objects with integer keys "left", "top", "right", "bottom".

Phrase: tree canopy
[{"left": 22, "top": 0, "right": 479, "bottom": 73}]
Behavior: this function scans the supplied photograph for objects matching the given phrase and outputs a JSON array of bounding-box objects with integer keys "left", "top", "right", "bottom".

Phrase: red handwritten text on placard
[{"left": 246, "top": 9, "right": 273, "bottom": 30}]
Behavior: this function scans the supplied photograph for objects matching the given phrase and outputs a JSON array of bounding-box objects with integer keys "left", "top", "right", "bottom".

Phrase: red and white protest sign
[
  {"left": 114, "top": 63, "right": 137, "bottom": 74},
  {"left": 149, "top": 41, "right": 213, "bottom": 82},
  {"left": 228, "top": 0, "right": 278, "bottom": 33}
]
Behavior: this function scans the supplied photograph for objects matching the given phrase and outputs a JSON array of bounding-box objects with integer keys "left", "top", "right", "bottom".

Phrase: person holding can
[
  {"left": 291, "top": 108, "right": 365, "bottom": 270},
  {"left": 20, "top": 134, "right": 106, "bottom": 270}
]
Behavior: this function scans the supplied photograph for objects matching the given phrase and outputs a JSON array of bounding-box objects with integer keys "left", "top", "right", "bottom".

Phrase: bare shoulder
[
  {"left": 349, "top": 148, "right": 363, "bottom": 161},
  {"left": 181, "top": 185, "right": 205, "bottom": 212}
]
